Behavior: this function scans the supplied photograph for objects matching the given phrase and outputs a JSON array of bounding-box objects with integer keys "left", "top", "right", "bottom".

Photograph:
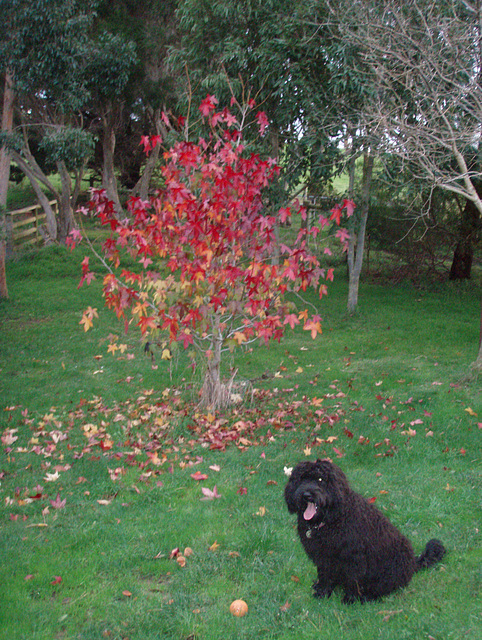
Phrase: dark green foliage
[
  {"left": 0, "top": 0, "right": 97, "bottom": 110},
  {"left": 38, "top": 129, "right": 96, "bottom": 173}
]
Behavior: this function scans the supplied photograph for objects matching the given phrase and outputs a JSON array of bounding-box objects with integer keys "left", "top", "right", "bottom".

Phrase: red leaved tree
[{"left": 75, "top": 97, "right": 353, "bottom": 408}]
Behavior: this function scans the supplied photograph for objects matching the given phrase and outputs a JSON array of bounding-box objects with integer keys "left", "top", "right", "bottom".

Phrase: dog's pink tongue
[{"left": 304, "top": 502, "right": 317, "bottom": 521}]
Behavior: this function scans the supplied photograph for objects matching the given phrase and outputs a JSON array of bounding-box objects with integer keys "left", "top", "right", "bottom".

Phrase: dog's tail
[{"left": 415, "top": 538, "right": 446, "bottom": 571}]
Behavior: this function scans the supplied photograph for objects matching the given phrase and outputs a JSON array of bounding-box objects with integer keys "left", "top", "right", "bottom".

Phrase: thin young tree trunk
[
  {"left": 347, "top": 152, "right": 374, "bottom": 315},
  {"left": 200, "top": 312, "right": 235, "bottom": 409},
  {"left": 0, "top": 71, "right": 15, "bottom": 298},
  {"left": 346, "top": 152, "right": 357, "bottom": 280},
  {"left": 102, "top": 110, "right": 123, "bottom": 216}
]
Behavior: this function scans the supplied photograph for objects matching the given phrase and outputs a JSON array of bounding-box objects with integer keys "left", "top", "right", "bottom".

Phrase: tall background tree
[
  {"left": 0, "top": 0, "right": 99, "bottom": 242},
  {"left": 335, "top": 0, "right": 482, "bottom": 277},
  {"left": 0, "top": 72, "right": 14, "bottom": 298}
]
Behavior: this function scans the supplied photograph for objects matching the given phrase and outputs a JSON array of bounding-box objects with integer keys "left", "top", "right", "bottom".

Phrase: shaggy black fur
[{"left": 285, "top": 459, "right": 445, "bottom": 604}]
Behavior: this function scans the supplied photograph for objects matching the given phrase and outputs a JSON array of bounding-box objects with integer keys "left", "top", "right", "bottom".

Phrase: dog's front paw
[{"left": 313, "top": 582, "right": 334, "bottom": 599}]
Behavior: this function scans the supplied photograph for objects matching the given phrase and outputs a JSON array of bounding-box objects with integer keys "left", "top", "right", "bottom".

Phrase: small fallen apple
[
  {"left": 229, "top": 599, "right": 248, "bottom": 617},
  {"left": 176, "top": 555, "right": 186, "bottom": 567}
]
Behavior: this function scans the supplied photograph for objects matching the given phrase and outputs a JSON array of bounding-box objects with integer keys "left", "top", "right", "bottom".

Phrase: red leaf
[
  {"left": 50, "top": 493, "right": 66, "bottom": 510},
  {"left": 191, "top": 471, "right": 208, "bottom": 481},
  {"left": 140, "top": 135, "right": 152, "bottom": 154},
  {"left": 330, "top": 205, "right": 342, "bottom": 225},
  {"left": 342, "top": 199, "right": 356, "bottom": 216},
  {"left": 51, "top": 576, "right": 62, "bottom": 585},
  {"left": 256, "top": 111, "right": 269, "bottom": 135},
  {"left": 199, "top": 94, "right": 218, "bottom": 117}
]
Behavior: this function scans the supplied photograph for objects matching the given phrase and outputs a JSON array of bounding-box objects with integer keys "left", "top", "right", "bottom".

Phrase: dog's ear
[
  {"left": 284, "top": 477, "right": 298, "bottom": 513},
  {"left": 314, "top": 458, "right": 334, "bottom": 478}
]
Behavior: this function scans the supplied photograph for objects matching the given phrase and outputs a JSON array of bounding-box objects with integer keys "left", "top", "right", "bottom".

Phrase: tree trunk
[
  {"left": 131, "top": 108, "right": 164, "bottom": 202},
  {"left": 347, "top": 152, "right": 374, "bottom": 315},
  {"left": 11, "top": 150, "right": 58, "bottom": 239},
  {"left": 469, "top": 297, "right": 482, "bottom": 373},
  {"left": 449, "top": 240, "right": 473, "bottom": 280},
  {"left": 57, "top": 160, "right": 76, "bottom": 242},
  {"left": 0, "top": 71, "right": 15, "bottom": 299},
  {"left": 199, "top": 314, "right": 234, "bottom": 410},
  {"left": 346, "top": 152, "right": 357, "bottom": 279},
  {"left": 102, "top": 110, "right": 123, "bottom": 216},
  {"left": 449, "top": 198, "right": 479, "bottom": 280}
]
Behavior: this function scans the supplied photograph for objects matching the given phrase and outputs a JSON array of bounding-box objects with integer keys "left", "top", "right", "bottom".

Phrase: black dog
[{"left": 284, "top": 459, "right": 445, "bottom": 604}]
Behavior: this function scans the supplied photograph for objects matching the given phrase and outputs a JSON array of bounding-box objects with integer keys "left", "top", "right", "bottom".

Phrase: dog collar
[{"left": 305, "top": 521, "right": 325, "bottom": 538}]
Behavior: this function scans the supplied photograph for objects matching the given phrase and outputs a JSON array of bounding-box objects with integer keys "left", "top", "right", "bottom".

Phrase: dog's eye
[{"left": 318, "top": 477, "right": 324, "bottom": 483}]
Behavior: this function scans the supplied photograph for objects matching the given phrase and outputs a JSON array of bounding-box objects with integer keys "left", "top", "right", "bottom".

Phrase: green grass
[{"left": 0, "top": 244, "right": 481, "bottom": 640}]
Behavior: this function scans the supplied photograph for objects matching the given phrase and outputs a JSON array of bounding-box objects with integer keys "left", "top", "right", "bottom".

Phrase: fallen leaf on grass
[
  {"left": 465, "top": 407, "right": 478, "bottom": 417},
  {"left": 200, "top": 486, "right": 221, "bottom": 500},
  {"left": 410, "top": 419, "right": 423, "bottom": 426},
  {"left": 191, "top": 471, "right": 208, "bottom": 481},
  {"left": 82, "top": 423, "right": 98, "bottom": 437},
  {"left": 280, "top": 601, "right": 291, "bottom": 612},
  {"left": 1, "top": 429, "right": 18, "bottom": 446},
  {"left": 255, "top": 506, "right": 266, "bottom": 517},
  {"left": 50, "top": 494, "right": 66, "bottom": 509},
  {"left": 51, "top": 576, "right": 62, "bottom": 585},
  {"left": 44, "top": 471, "right": 60, "bottom": 482}
]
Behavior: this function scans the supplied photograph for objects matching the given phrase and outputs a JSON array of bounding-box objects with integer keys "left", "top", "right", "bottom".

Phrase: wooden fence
[{"left": 5, "top": 200, "right": 57, "bottom": 253}]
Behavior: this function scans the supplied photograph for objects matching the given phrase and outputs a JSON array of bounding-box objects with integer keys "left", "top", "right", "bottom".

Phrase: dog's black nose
[{"left": 303, "top": 491, "right": 312, "bottom": 500}]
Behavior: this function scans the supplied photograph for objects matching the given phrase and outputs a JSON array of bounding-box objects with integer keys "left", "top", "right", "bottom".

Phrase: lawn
[{"left": 0, "top": 244, "right": 481, "bottom": 640}]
